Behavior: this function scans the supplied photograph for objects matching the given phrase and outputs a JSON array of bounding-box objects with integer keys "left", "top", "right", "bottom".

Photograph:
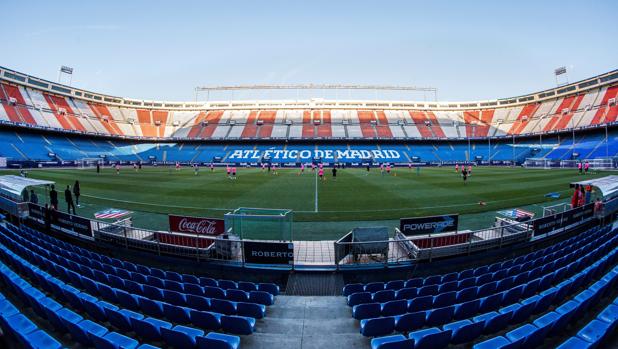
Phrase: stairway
[{"left": 242, "top": 295, "right": 369, "bottom": 349}]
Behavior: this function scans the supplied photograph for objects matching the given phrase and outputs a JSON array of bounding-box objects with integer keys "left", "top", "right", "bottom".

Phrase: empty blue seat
[
  {"left": 417, "top": 285, "right": 438, "bottom": 296},
  {"left": 203, "top": 286, "right": 226, "bottom": 299},
  {"left": 343, "top": 283, "right": 364, "bottom": 296},
  {"left": 353, "top": 303, "right": 382, "bottom": 320},
  {"left": 163, "top": 303, "right": 192, "bottom": 324},
  {"left": 456, "top": 286, "right": 477, "bottom": 303},
  {"left": 446, "top": 319, "right": 484, "bottom": 344},
  {"left": 166, "top": 271, "right": 183, "bottom": 282},
  {"left": 238, "top": 281, "right": 258, "bottom": 292},
  {"left": 373, "top": 290, "right": 396, "bottom": 303},
  {"left": 105, "top": 307, "right": 143, "bottom": 332},
  {"left": 395, "top": 311, "right": 425, "bottom": 332},
  {"left": 479, "top": 293, "right": 502, "bottom": 313},
  {"left": 66, "top": 320, "right": 107, "bottom": 346},
  {"left": 165, "top": 280, "right": 185, "bottom": 293},
  {"left": 187, "top": 294, "right": 211, "bottom": 311},
  {"left": 454, "top": 299, "right": 480, "bottom": 320},
  {"left": 249, "top": 291, "right": 274, "bottom": 306},
  {"left": 438, "top": 281, "right": 458, "bottom": 293},
  {"left": 190, "top": 309, "right": 221, "bottom": 330},
  {"left": 365, "top": 282, "right": 385, "bottom": 293},
  {"left": 91, "top": 331, "right": 139, "bottom": 349},
  {"left": 19, "top": 329, "right": 62, "bottom": 349},
  {"left": 227, "top": 289, "right": 249, "bottom": 302},
  {"left": 385, "top": 280, "right": 405, "bottom": 291},
  {"left": 404, "top": 278, "right": 423, "bottom": 288},
  {"left": 199, "top": 277, "right": 218, "bottom": 287},
  {"left": 408, "top": 327, "right": 451, "bottom": 349},
  {"left": 433, "top": 291, "right": 456, "bottom": 308},
  {"left": 577, "top": 319, "right": 611, "bottom": 347},
  {"left": 139, "top": 298, "right": 164, "bottom": 318},
  {"left": 257, "top": 282, "right": 279, "bottom": 296},
  {"left": 161, "top": 324, "right": 204, "bottom": 348},
  {"left": 370, "top": 334, "right": 411, "bottom": 349},
  {"left": 425, "top": 305, "right": 454, "bottom": 327},
  {"left": 196, "top": 332, "right": 241, "bottom": 349},
  {"left": 506, "top": 323, "right": 549, "bottom": 348},
  {"left": 424, "top": 275, "right": 441, "bottom": 286},
  {"left": 501, "top": 285, "right": 524, "bottom": 306},
  {"left": 408, "top": 295, "right": 433, "bottom": 312},
  {"left": 211, "top": 299, "right": 237, "bottom": 315},
  {"left": 499, "top": 301, "right": 535, "bottom": 325},
  {"left": 221, "top": 315, "right": 256, "bottom": 335},
  {"left": 395, "top": 287, "right": 417, "bottom": 300},
  {"left": 381, "top": 300, "right": 408, "bottom": 317},
  {"left": 163, "top": 289, "right": 187, "bottom": 306},
  {"left": 472, "top": 336, "right": 516, "bottom": 349},
  {"left": 5, "top": 313, "right": 37, "bottom": 337},
  {"left": 44, "top": 307, "right": 83, "bottom": 332},
  {"left": 185, "top": 283, "right": 205, "bottom": 296},
  {"left": 477, "top": 281, "right": 497, "bottom": 298},
  {"left": 182, "top": 274, "right": 200, "bottom": 285},
  {"left": 142, "top": 285, "right": 164, "bottom": 301},
  {"left": 360, "top": 316, "right": 395, "bottom": 337},
  {"left": 474, "top": 311, "right": 511, "bottom": 334},
  {"left": 218, "top": 280, "right": 237, "bottom": 290},
  {"left": 131, "top": 317, "right": 172, "bottom": 341},
  {"left": 556, "top": 337, "right": 593, "bottom": 349},
  {"left": 348, "top": 292, "right": 372, "bottom": 306}
]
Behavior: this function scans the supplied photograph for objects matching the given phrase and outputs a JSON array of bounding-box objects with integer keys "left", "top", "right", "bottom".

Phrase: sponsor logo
[
  {"left": 403, "top": 221, "right": 455, "bottom": 231},
  {"left": 177, "top": 218, "right": 219, "bottom": 235}
]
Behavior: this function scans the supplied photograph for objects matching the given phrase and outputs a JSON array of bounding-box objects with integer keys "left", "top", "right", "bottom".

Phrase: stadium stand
[
  {"left": 342, "top": 225, "right": 618, "bottom": 348},
  {"left": 0, "top": 221, "right": 282, "bottom": 348}
]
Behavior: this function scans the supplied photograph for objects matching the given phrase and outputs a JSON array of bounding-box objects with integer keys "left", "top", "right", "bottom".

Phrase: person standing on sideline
[
  {"left": 571, "top": 185, "right": 580, "bottom": 208},
  {"left": 73, "top": 180, "right": 81, "bottom": 207},
  {"left": 115, "top": 163, "right": 120, "bottom": 175},
  {"left": 49, "top": 185, "right": 58, "bottom": 210},
  {"left": 594, "top": 198, "right": 604, "bottom": 224},
  {"left": 332, "top": 166, "right": 337, "bottom": 180},
  {"left": 462, "top": 168, "right": 468, "bottom": 185},
  {"left": 65, "top": 185, "right": 76, "bottom": 215},
  {"left": 96, "top": 162, "right": 100, "bottom": 173},
  {"left": 584, "top": 185, "right": 592, "bottom": 204},
  {"left": 577, "top": 186, "right": 586, "bottom": 207},
  {"left": 30, "top": 190, "right": 38, "bottom": 204}
]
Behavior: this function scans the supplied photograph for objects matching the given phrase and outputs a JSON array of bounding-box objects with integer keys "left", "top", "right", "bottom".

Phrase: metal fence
[{"left": 13, "top": 196, "right": 616, "bottom": 269}]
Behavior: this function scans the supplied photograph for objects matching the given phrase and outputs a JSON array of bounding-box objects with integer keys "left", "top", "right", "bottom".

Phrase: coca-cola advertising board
[{"left": 168, "top": 215, "right": 225, "bottom": 236}]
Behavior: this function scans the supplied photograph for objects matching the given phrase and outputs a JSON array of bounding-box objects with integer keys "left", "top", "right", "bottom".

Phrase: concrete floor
[{"left": 241, "top": 296, "right": 371, "bottom": 349}]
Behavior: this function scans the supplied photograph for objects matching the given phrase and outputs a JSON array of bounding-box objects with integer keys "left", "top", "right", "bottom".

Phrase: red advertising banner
[{"left": 168, "top": 214, "right": 225, "bottom": 236}]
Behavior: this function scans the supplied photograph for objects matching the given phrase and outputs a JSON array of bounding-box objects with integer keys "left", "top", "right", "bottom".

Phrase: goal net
[
  {"left": 78, "top": 158, "right": 101, "bottom": 169},
  {"left": 523, "top": 158, "right": 556, "bottom": 169},
  {"left": 224, "top": 207, "right": 293, "bottom": 241}
]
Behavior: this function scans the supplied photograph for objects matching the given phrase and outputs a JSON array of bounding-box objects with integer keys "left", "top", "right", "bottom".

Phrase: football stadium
[{"left": 0, "top": 1, "right": 618, "bottom": 349}]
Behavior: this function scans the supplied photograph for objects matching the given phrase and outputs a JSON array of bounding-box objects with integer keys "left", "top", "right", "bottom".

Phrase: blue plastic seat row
[
  {"left": 368, "top": 248, "right": 618, "bottom": 349},
  {"left": 473, "top": 257, "right": 618, "bottom": 349},
  {"left": 343, "top": 226, "right": 609, "bottom": 296},
  {"left": 346, "top": 233, "right": 610, "bottom": 307},
  {"left": 347, "top": 227, "right": 613, "bottom": 305},
  {"left": 0, "top": 237, "right": 253, "bottom": 346},
  {"left": 350, "top": 230, "right": 618, "bottom": 316},
  {"left": 556, "top": 292, "right": 618, "bottom": 348},
  {"left": 3, "top": 225, "right": 277, "bottom": 307},
  {"left": 0, "top": 291, "right": 63, "bottom": 349},
  {"left": 8, "top": 223, "right": 279, "bottom": 296}
]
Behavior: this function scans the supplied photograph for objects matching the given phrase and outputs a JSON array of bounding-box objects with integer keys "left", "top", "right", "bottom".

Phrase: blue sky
[{"left": 1, "top": 0, "right": 616, "bottom": 102}]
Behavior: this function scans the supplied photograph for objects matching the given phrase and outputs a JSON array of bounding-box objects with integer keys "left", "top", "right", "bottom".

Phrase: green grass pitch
[{"left": 8, "top": 166, "right": 606, "bottom": 240}]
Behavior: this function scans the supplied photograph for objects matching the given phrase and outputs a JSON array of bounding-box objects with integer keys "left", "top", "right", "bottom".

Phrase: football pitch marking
[{"left": 81, "top": 188, "right": 572, "bottom": 215}]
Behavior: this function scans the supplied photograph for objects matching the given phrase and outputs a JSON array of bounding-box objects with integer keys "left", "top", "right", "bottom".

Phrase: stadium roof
[
  {"left": 0, "top": 175, "right": 54, "bottom": 198},
  {"left": 571, "top": 175, "right": 618, "bottom": 198}
]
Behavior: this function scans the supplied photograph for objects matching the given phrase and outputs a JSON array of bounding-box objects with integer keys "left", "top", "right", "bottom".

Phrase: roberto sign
[
  {"left": 168, "top": 215, "right": 224, "bottom": 236},
  {"left": 400, "top": 214, "right": 459, "bottom": 236},
  {"left": 243, "top": 241, "right": 294, "bottom": 264}
]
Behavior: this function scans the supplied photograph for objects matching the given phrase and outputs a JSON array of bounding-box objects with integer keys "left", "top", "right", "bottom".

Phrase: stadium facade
[{"left": 0, "top": 66, "right": 617, "bottom": 166}]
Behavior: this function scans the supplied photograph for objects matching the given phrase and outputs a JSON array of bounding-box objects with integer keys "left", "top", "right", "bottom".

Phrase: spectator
[
  {"left": 22, "top": 189, "right": 29, "bottom": 203},
  {"left": 584, "top": 185, "right": 592, "bottom": 205},
  {"left": 65, "top": 185, "right": 76, "bottom": 215},
  {"left": 49, "top": 185, "right": 58, "bottom": 210},
  {"left": 73, "top": 180, "right": 81, "bottom": 206},
  {"left": 30, "top": 190, "right": 38, "bottom": 204},
  {"left": 594, "top": 198, "right": 604, "bottom": 222},
  {"left": 96, "top": 162, "right": 100, "bottom": 173}
]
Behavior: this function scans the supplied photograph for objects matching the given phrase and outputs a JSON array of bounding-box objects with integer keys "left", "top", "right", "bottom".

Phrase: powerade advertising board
[{"left": 399, "top": 214, "right": 459, "bottom": 236}]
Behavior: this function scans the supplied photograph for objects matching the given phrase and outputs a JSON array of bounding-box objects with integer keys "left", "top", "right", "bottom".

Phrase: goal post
[
  {"left": 224, "top": 207, "right": 293, "bottom": 241},
  {"left": 78, "top": 158, "right": 102, "bottom": 169},
  {"left": 523, "top": 158, "right": 554, "bottom": 169}
]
